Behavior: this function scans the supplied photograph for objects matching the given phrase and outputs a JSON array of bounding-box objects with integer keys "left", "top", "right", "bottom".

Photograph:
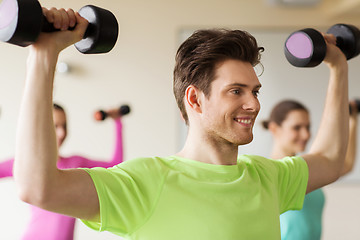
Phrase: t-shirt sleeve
[
  {"left": 80, "top": 157, "right": 166, "bottom": 236},
  {"left": 276, "top": 156, "right": 309, "bottom": 214}
]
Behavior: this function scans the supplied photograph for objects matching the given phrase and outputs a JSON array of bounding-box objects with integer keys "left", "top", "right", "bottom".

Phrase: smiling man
[{"left": 14, "top": 7, "right": 349, "bottom": 240}]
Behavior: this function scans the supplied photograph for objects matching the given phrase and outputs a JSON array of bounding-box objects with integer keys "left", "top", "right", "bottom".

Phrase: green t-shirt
[{"left": 81, "top": 154, "right": 308, "bottom": 240}]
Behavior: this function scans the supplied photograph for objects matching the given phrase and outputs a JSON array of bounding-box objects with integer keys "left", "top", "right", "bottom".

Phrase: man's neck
[{"left": 176, "top": 133, "right": 239, "bottom": 165}]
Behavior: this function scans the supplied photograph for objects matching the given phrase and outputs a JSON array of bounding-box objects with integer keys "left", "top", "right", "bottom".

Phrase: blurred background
[{"left": 0, "top": 0, "right": 359, "bottom": 239}]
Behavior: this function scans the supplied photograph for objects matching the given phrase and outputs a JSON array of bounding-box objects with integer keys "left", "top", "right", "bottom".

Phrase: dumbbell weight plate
[
  {"left": 284, "top": 28, "right": 327, "bottom": 67},
  {"left": 349, "top": 99, "right": 360, "bottom": 114},
  {"left": 0, "top": 0, "right": 18, "bottom": 42},
  {"left": 75, "top": 5, "right": 119, "bottom": 54},
  {"left": 119, "top": 105, "right": 130, "bottom": 116},
  {"left": 94, "top": 110, "right": 107, "bottom": 121},
  {"left": 327, "top": 24, "right": 360, "bottom": 60},
  {"left": 0, "top": 0, "right": 42, "bottom": 46},
  {"left": 356, "top": 99, "right": 360, "bottom": 112}
]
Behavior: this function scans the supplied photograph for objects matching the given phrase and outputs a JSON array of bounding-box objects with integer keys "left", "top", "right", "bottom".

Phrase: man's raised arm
[
  {"left": 14, "top": 7, "right": 99, "bottom": 221},
  {"left": 302, "top": 34, "right": 349, "bottom": 193}
]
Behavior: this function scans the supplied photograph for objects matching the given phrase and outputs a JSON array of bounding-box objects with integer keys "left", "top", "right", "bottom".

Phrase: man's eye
[
  {"left": 232, "top": 89, "right": 240, "bottom": 95},
  {"left": 253, "top": 90, "right": 260, "bottom": 97}
]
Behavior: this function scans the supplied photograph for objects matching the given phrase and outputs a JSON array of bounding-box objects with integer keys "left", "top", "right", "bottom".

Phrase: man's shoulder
[
  {"left": 238, "top": 154, "right": 275, "bottom": 166},
  {"left": 238, "top": 154, "right": 306, "bottom": 174},
  {"left": 114, "top": 156, "right": 175, "bottom": 175},
  {"left": 239, "top": 154, "right": 304, "bottom": 165},
  {"left": 121, "top": 156, "right": 173, "bottom": 166}
]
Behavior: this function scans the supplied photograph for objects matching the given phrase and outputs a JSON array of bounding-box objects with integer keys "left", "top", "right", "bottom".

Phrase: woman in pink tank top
[{"left": 0, "top": 103, "right": 127, "bottom": 240}]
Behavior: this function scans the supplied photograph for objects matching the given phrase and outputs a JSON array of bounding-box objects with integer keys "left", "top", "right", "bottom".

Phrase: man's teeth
[{"left": 236, "top": 119, "right": 251, "bottom": 124}]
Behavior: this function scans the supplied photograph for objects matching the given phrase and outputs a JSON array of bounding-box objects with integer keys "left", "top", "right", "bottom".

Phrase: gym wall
[{"left": 0, "top": 0, "right": 359, "bottom": 239}]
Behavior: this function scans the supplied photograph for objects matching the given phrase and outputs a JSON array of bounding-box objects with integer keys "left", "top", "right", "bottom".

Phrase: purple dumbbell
[{"left": 284, "top": 24, "right": 360, "bottom": 67}]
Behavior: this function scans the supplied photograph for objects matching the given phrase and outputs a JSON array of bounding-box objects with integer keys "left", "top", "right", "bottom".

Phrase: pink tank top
[{"left": 0, "top": 119, "right": 124, "bottom": 240}]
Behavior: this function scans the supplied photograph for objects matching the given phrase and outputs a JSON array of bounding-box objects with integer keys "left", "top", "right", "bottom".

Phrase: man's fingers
[
  {"left": 58, "top": 8, "right": 69, "bottom": 31},
  {"left": 66, "top": 9, "right": 77, "bottom": 28},
  {"left": 42, "top": 7, "right": 78, "bottom": 30},
  {"left": 323, "top": 33, "right": 337, "bottom": 46}
]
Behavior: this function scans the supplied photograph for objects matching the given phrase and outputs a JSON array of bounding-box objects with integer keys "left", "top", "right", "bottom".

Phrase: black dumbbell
[
  {"left": 284, "top": 24, "right": 360, "bottom": 67},
  {"left": 94, "top": 105, "right": 131, "bottom": 121},
  {"left": 349, "top": 99, "right": 360, "bottom": 114},
  {"left": 0, "top": 0, "right": 118, "bottom": 54}
]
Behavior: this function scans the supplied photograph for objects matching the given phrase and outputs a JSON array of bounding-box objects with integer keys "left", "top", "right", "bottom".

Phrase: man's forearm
[
  {"left": 14, "top": 47, "right": 60, "bottom": 202},
  {"left": 309, "top": 62, "right": 349, "bottom": 169}
]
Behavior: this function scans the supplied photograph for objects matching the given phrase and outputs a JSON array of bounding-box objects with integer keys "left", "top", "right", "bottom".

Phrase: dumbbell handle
[
  {"left": 94, "top": 105, "right": 131, "bottom": 121},
  {"left": 41, "top": 12, "right": 92, "bottom": 39}
]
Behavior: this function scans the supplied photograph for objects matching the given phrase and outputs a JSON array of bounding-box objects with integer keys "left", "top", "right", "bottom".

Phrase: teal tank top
[{"left": 280, "top": 188, "right": 325, "bottom": 240}]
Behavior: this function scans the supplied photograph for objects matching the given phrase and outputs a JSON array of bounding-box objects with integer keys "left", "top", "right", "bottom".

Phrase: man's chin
[{"left": 235, "top": 135, "right": 253, "bottom": 146}]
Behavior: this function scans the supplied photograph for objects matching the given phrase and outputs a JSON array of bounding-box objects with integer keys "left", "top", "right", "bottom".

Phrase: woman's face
[
  {"left": 53, "top": 109, "right": 67, "bottom": 148},
  {"left": 273, "top": 109, "right": 311, "bottom": 155}
]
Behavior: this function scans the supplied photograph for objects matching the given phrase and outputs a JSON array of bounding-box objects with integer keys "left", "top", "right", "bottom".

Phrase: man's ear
[{"left": 185, "top": 85, "right": 202, "bottom": 114}]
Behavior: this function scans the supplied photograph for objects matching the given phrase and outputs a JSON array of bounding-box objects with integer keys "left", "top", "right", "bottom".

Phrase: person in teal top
[
  {"left": 262, "top": 100, "right": 358, "bottom": 240},
  {"left": 281, "top": 189, "right": 325, "bottom": 240},
  {"left": 13, "top": 6, "right": 350, "bottom": 240}
]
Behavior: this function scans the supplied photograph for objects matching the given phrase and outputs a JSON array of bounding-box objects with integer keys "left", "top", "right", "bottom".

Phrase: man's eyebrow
[{"left": 227, "top": 83, "right": 262, "bottom": 89}]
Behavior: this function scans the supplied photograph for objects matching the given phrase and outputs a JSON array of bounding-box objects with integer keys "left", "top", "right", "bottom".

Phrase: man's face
[{"left": 199, "top": 59, "right": 261, "bottom": 146}]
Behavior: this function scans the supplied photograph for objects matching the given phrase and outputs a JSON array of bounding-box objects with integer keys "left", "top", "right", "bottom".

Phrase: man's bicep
[
  {"left": 49, "top": 168, "right": 100, "bottom": 222},
  {"left": 302, "top": 154, "right": 339, "bottom": 194}
]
